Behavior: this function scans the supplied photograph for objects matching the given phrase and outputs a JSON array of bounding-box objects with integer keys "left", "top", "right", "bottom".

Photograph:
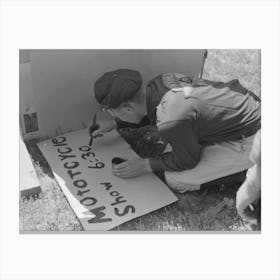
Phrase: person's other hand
[
  {"left": 236, "top": 130, "right": 261, "bottom": 225},
  {"left": 112, "top": 157, "right": 152, "bottom": 178},
  {"left": 236, "top": 166, "right": 261, "bottom": 224},
  {"left": 88, "top": 118, "right": 117, "bottom": 138}
]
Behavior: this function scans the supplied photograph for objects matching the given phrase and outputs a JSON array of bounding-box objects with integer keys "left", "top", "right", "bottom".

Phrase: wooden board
[
  {"left": 20, "top": 138, "right": 41, "bottom": 197},
  {"left": 37, "top": 129, "right": 178, "bottom": 230}
]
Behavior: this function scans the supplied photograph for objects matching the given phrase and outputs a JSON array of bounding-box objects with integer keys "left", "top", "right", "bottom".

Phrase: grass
[
  {"left": 19, "top": 49, "right": 261, "bottom": 231},
  {"left": 203, "top": 49, "right": 261, "bottom": 98}
]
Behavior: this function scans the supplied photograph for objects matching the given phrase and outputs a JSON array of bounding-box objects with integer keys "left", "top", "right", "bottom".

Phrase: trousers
[{"left": 164, "top": 134, "right": 256, "bottom": 193}]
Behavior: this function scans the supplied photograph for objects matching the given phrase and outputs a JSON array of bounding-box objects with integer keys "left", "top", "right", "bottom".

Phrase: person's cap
[{"left": 94, "top": 69, "right": 142, "bottom": 108}]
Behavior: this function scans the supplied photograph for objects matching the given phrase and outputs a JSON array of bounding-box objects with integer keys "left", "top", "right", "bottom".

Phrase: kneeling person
[{"left": 91, "top": 69, "right": 261, "bottom": 193}]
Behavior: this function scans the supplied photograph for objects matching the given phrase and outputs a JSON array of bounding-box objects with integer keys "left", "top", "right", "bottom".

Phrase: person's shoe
[{"left": 200, "top": 171, "right": 247, "bottom": 193}]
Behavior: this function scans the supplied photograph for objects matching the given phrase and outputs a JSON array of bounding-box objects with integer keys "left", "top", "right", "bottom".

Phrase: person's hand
[
  {"left": 236, "top": 166, "right": 261, "bottom": 224},
  {"left": 112, "top": 157, "right": 152, "bottom": 178},
  {"left": 88, "top": 118, "right": 117, "bottom": 138}
]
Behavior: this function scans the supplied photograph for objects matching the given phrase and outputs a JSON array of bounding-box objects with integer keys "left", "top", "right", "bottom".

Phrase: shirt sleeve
[
  {"left": 149, "top": 119, "right": 202, "bottom": 172},
  {"left": 115, "top": 115, "right": 151, "bottom": 130}
]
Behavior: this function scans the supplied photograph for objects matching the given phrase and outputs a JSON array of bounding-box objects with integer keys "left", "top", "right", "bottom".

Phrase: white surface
[
  {"left": 1, "top": 1, "right": 280, "bottom": 280},
  {"left": 19, "top": 138, "right": 40, "bottom": 193},
  {"left": 37, "top": 129, "right": 178, "bottom": 230}
]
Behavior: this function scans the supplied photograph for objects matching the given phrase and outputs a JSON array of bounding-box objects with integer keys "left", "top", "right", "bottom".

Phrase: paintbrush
[{"left": 89, "top": 113, "right": 99, "bottom": 146}]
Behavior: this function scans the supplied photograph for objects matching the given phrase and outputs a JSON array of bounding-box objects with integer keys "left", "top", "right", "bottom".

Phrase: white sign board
[{"left": 37, "top": 129, "right": 178, "bottom": 230}]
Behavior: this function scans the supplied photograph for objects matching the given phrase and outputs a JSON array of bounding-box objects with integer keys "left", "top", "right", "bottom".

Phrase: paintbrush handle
[{"left": 89, "top": 135, "right": 93, "bottom": 146}]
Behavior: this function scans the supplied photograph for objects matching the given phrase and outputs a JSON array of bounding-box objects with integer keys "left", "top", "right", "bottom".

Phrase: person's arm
[
  {"left": 236, "top": 130, "right": 261, "bottom": 224},
  {"left": 149, "top": 119, "right": 202, "bottom": 172},
  {"left": 115, "top": 115, "right": 151, "bottom": 130},
  {"left": 88, "top": 118, "right": 117, "bottom": 137}
]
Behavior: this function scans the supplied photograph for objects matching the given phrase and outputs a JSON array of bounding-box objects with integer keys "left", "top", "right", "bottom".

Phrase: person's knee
[{"left": 164, "top": 172, "right": 201, "bottom": 193}]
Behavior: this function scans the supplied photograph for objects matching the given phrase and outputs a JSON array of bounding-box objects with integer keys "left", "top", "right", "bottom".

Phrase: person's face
[{"left": 107, "top": 102, "right": 145, "bottom": 124}]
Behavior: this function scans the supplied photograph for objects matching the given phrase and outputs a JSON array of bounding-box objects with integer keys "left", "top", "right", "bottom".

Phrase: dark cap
[{"left": 94, "top": 69, "right": 143, "bottom": 108}]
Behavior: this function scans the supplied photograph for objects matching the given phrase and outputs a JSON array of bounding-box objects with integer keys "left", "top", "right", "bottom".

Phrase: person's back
[
  {"left": 149, "top": 77, "right": 261, "bottom": 173},
  {"left": 156, "top": 80, "right": 261, "bottom": 146}
]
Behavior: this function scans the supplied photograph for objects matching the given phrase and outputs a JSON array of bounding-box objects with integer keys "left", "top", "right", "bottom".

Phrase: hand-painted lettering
[
  {"left": 110, "top": 191, "right": 119, "bottom": 197},
  {"left": 52, "top": 136, "right": 66, "bottom": 145},
  {"left": 81, "top": 152, "right": 96, "bottom": 160},
  {"left": 49, "top": 132, "right": 141, "bottom": 229},
  {"left": 100, "top": 182, "right": 113, "bottom": 191},
  {"left": 59, "top": 154, "right": 76, "bottom": 161},
  {"left": 64, "top": 161, "right": 79, "bottom": 169},
  {"left": 114, "top": 205, "right": 136, "bottom": 217},
  {"left": 80, "top": 197, "right": 97, "bottom": 206},
  {"left": 88, "top": 162, "right": 105, "bottom": 169},
  {"left": 79, "top": 145, "right": 91, "bottom": 152},
  {"left": 111, "top": 196, "right": 127, "bottom": 206},
  {"left": 73, "top": 179, "right": 87, "bottom": 188},
  {"left": 58, "top": 147, "right": 72, "bottom": 154},
  {"left": 87, "top": 207, "right": 112, "bottom": 224},
  {"left": 77, "top": 189, "right": 90, "bottom": 196},
  {"left": 67, "top": 170, "right": 82, "bottom": 180}
]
